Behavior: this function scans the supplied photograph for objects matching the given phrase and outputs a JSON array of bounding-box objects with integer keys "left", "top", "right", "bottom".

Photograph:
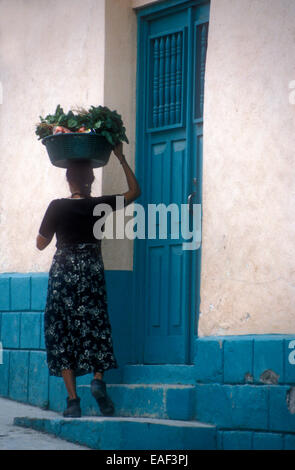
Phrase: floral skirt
[{"left": 44, "top": 242, "right": 118, "bottom": 377}]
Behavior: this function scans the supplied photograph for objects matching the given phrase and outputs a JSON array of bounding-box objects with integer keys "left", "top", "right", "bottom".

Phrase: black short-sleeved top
[{"left": 38, "top": 195, "right": 127, "bottom": 249}]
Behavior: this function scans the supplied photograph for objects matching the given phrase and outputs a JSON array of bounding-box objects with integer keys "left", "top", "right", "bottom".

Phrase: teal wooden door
[{"left": 133, "top": 0, "right": 209, "bottom": 364}]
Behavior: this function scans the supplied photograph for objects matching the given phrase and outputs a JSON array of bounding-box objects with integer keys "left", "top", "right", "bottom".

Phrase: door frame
[{"left": 131, "top": 0, "right": 209, "bottom": 364}]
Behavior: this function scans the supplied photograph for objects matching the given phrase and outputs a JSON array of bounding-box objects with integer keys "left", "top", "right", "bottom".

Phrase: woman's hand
[{"left": 113, "top": 142, "right": 125, "bottom": 162}]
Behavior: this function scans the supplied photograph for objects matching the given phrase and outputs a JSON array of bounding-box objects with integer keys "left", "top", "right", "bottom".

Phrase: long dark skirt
[{"left": 44, "top": 242, "right": 118, "bottom": 377}]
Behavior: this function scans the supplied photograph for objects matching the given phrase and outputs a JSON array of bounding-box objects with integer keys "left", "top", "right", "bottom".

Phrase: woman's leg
[
  {"left": 93, "top": 371, "right": 104, "bottom": 380},
  {"left": 61, "top": 369, "right": 77, "bottom": 399},
  {"left": 91, "top": 370, "right": 114, "bottom": 415}
]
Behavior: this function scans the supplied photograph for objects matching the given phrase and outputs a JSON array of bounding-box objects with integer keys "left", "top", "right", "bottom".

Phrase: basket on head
[{"left": 42, "top": 133, "right": 113, "bottom": 168}]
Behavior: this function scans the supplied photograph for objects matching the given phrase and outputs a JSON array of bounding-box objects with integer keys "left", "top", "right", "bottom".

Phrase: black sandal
[
  {"left": 63, "top": 396, "right": 82, "bottom": 418},
  {"left": 91, "top": 379, "right": 115, "bottom": 416}
]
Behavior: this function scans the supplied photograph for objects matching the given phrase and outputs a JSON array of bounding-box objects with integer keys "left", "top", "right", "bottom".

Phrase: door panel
[{"left": 134, "top": 0, "right": 210, "bottom": 364}]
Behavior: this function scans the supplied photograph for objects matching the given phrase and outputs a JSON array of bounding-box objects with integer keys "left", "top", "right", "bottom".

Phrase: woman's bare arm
[
  {"left": 113, "top": 143, "right": 141, "bottom": 205},
  {"left": 36, "top": 233, "right": 52, "bottom": 250}
]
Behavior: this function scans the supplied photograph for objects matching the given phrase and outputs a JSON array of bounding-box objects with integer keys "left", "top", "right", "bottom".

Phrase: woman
[{"left": 36, "top": 142, "right": 141, "bottom": 418}]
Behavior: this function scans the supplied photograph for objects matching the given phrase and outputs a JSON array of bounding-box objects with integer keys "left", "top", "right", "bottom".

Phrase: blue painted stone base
[
  {"left": 193, "top": 335, "right": 295, "bottom": 438},
  {"left": 1, "top": 274, "right": 295, "bottom": 449},
  {"left": 12, "top": 414, "right": 295, "bottom": 450},
  {"left": 14, "top": 415, "right": 217, "bottom": 450}
]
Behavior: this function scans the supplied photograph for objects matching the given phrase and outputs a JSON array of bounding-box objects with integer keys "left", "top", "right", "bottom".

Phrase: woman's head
[{"left": 66, "top": 160, "right": 95, "bottom": 198}]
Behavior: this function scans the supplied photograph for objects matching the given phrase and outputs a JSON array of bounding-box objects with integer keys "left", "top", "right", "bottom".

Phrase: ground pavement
[{"left": 0, "top": 397, "right": 90, "bottom": 450}]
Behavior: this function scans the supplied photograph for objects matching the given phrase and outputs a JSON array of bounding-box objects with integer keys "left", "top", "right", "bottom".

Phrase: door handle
[
  {"left": 187, "top": 178, "right": 197, "bottom": 213},
  {"left": 183, "top": 177, "right": 201, "bottom": 250}
]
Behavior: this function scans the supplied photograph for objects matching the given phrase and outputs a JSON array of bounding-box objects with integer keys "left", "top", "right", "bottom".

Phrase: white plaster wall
[
  {"left": 132, "top": 0, "right": 164, "bottom": 9},
  {"left": 0, "top": 0, "right": 106, "bottom": 273},
  {"left": 0, "top": 0, "right": 143, "bottom": 273},
  {"left": 101, "top": 0, "right": 138, "bottom": 271},
  {"left": 102, "top": 0, "right": 165, "bottom": 270},
  {"left": 199, "top": 0, "right": 295, "bottom": 335}
]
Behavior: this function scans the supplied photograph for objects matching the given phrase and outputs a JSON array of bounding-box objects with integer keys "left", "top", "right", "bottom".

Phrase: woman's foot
[
  {"left": 90, "top": 379, "right": 115, "bottom": 416},
  {"left": 63, "top": 396, "right": 82, "bottom": 418}
]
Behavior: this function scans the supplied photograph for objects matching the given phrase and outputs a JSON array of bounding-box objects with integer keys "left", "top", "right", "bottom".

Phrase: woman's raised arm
[{"left": 113, "top": 142, "right": 141, "bottom": 205}]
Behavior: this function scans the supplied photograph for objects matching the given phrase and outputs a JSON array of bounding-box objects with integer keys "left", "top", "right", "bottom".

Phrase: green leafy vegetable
[{"left": 35, "top": 104, "right": 129, "bottom": 147}]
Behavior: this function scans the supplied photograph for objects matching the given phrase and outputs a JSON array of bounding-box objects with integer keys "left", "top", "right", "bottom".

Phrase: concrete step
[
  {"left": 14, "top": 414, "right": 217, "bottom": 450},
  {"left": 48, "top": 381, "right": 196, "bottom": 421},
  {"left": 122, "top": 364, "right": 196, "bottom": 384},
  {"left": 75, "top": 383, "right": 195, "bottom": 421}
]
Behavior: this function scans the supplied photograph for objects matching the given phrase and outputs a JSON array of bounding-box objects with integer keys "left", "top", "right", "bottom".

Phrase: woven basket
[{"left": 42, "top": 133, "right": 113, "bottom": 168}]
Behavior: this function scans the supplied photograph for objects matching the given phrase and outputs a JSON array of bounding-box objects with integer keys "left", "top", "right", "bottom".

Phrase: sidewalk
[{"left": 0, "top": 397, "right": 90, "bottom": 450}]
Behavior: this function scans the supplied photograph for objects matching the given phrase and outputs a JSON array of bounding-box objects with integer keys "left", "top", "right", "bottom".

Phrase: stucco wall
[
  {"left": 100, "top": 0, "right": 138, "bottom": 271},
  {"left": 0, "top": 0, "right": 106, "bottom": 272},
  {"left": 132, "top": 0, "right": 164, "bottom": 9},
  {"left": 0, "top": 0, "right": 159, "bottom": 274},
  {"left": 0, "top": 0, "right": 139, "bottom": 273},
  {"left": 199, "top": 0, "right": 295, "bottom": 335}
]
